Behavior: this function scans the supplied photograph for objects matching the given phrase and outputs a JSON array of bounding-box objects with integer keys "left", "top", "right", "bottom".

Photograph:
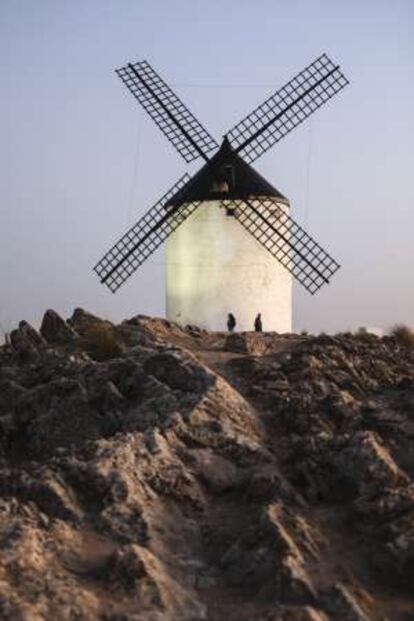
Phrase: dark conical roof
[{"left": 169, "top": 138, "right": 289, "bottom": 206}]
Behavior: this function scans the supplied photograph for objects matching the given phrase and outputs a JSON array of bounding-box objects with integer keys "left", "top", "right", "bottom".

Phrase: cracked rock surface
[{"left": 0, "top": 310, "right": 413, "bottom": 620}]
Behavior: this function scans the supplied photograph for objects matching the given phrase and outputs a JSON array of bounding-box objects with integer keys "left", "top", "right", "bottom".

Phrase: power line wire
[
  {"left": 172, "top": 83, "right": 281, "bottom": 89},
  {"left": 126, "top": 113, "right": 143, "bottom": 227},
  {"left": 304, "top": 119, "right": 313, "bottom": 229}
]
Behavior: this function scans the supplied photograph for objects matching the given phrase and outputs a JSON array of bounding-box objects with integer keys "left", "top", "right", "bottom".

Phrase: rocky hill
[{"left": 0, "top": 309, "right": 413, "bottom": 621}]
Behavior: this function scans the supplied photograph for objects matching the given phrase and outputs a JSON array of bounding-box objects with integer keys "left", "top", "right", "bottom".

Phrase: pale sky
[{"left": 1, "top": 0, "right": 413, "bottom": 335}]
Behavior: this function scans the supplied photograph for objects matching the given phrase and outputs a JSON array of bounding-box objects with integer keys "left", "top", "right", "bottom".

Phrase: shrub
[
  {"left": 389, "top": 324, "right": 414, "bottom": 348},
  {"left": 81, "top": 323, "right": 123, "bottom": 361}
]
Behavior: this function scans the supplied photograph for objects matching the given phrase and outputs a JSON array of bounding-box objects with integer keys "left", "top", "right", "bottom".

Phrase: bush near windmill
[
  {"left": 389, "top": 323, "right": 414, "bottom": 348},
  {"left": 81, "top": 323, "right": 124, "bottom": 362}
]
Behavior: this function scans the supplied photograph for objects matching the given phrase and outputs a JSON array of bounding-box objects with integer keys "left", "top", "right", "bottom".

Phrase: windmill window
[
  {"left": 222, "top": 165, "right": 235, "bottom": 191},
  {"left": 211, "top": 164, "right": 235, "bottom": 194}
]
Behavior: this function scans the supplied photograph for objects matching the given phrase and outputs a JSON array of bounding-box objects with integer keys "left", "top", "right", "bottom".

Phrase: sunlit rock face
[{"left": 165, "top": 199, "right": 292, "bottom": 332}]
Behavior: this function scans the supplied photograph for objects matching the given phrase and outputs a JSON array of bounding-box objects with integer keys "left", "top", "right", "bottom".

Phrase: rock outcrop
[
  {"left": 40, "top": 309, "right": 78, "bottom": 344},
  {"left": 0, "top": 312, "right": 413, "bottom": 620}
]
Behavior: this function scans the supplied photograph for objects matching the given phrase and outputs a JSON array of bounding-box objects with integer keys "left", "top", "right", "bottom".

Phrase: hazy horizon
[{"left": 1, "top": 1, "right": 413, "bottom": 336}]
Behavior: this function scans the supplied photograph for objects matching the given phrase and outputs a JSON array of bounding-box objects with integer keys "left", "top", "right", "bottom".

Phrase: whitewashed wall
[{"left": 166, "top": 200, "right": 292, "bottom": 332}]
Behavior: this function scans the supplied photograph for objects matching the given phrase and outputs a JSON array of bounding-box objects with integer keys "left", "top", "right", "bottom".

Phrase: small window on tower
[
  {"left": 222, "top": 165, "right": 235, "bottom": 192},
  {"left": 211, "top": 165, "right": 235, "bottom": 194}
]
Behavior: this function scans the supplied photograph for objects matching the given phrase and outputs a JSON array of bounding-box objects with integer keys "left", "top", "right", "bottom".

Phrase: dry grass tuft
[
  {"left": 389, "top": 324, "right": 414, "bottom": 348},
  {"left": 81, "top": 323, "right": 123, "bottom": 361}
]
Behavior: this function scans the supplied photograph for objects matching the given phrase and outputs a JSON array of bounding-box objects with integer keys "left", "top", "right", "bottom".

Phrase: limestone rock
[
  {"left": 109, "top": 544, "right": 206, "bottom": 618},
  {"left": 9, "top": 321, "right": 46, "bottom": 361},
  {"left": 0, "top": 379, "right": 27, "bottom": 413},
  {"left": 333, "top": 430, "right": 409, "bottom": 497},
  {"left": 40, "top": 309, "right": 78, "bottom": 344},
  {"left": 144, "top": 350, "right": 214, "bottom": 393},
  {"left": 67, "top": 307, "right": 111, "bottom": 335},
  {"left": 266, "top": 605, "right": 329, "bottom": 620},
  {"left": 321, "top": 583, "right": 371, "bottom": 621},
  {"left": 225, "top": 332, "right": 270, "bottom": 354},
  {"left": 0, "top": 310, "right": 414, "bottom": 619}
]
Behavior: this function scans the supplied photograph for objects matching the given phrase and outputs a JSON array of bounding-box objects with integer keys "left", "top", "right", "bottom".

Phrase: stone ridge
[{"left": 0, "top": 308, "right": 413, "bottom": 621}]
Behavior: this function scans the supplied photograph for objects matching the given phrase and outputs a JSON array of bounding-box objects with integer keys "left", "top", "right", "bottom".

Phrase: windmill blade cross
[
  {"left": 226, "top": 54, "right": 349, "bottom": 164},
  {"left": 116, "top": 60, "right": 218, "bottom": 163},
  {"left": 225, "top": 197, "right": 340, "bottom": 294},
  {"left": 94, "top": 174, "right": 201, "bottom": 292}
]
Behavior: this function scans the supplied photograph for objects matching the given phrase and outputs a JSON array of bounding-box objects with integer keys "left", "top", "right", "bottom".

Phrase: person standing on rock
[
  {"left": 254, "top": 313, "right": 263, "bottom": 332},
  {"left": 227, "top": 313, "right": 236, "bottom": 332}
]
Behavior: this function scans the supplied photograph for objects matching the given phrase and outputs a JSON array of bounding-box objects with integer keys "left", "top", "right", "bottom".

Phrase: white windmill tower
[
  {"left": 95, "top": 56, "right": 348, "bottom": 332},
  {"left": 164, "top": 138, "right": 293, "bottom": 332}
]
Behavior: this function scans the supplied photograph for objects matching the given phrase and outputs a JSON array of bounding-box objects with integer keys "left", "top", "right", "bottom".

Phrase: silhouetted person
[
  {"left": 227, "top": 313, "right": 236, "bottom": 332},
  {"left": 254, "top": 313, "right": 263, "bottom": 332}
]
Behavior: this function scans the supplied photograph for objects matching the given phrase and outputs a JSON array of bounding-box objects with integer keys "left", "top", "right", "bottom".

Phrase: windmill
[{"left": 94, "top": 55, "right": 349, "bottom": 331}]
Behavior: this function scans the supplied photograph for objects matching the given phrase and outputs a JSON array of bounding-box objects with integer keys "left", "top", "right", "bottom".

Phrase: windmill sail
[
  {"left": 226, "top": 54, "right": 348, "bottom": 164},
  {"left": 95, "top": 56, "right": 348, "bottom": 296},
  {"left": 94, "top": 174, "right": 201, "bottom": 292},
  {"left": 116, "top": 60, "right": 218, "bottom": 163},
  {"left": 224, "top": 197, "right": 340, "bottom": 294}
]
